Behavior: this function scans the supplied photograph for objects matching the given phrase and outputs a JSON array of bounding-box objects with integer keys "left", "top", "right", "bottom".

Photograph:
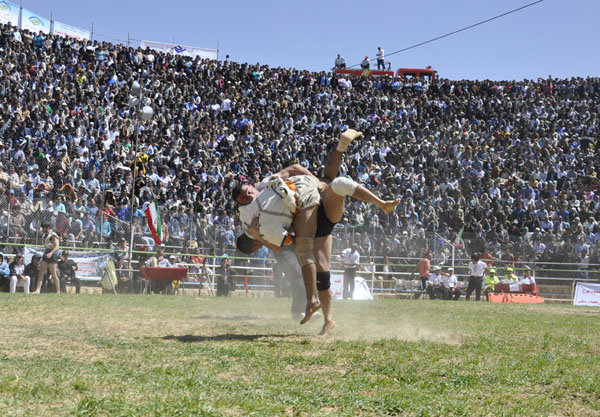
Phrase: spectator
[
  {"left": 483, "top": 267, "right": 499, "bottom": 300},
  {"left": 24, "top": 255, "right": 41, "bottom": 294},
  {"left": 58, "top": 251, "right": 79, "bottom": 294},
  {"left": 334, "top": 54, "right": 346, "bottom": 69},
  {"left": 9, "top": 254, "right": 30, "bottom": 294},
  {"left": 342, "top": 243, "right": 360, "bottom": 299},
  {"left": 413, "top": 252, "right": 432, "bottom": 291},
  {"left": 376, "top": 47, "right": 385, "bottom": 70},
  {"left": 360, "top": 56, "right": 370, "bottom": 70},
  {"left": 0, "top": 20, "right": 595, "bottom": 277},
  {"left": 426, "top": 266, "right": 443, "bottom": 299},
  {"left": 216, "top": 256, "right": 233, "bottom": 296},
  {"left": 0, "top": 252, "right": 10, "bottom": 292},
  {"left": 443, "top": 267, "right": 461, "bottom": 301}
]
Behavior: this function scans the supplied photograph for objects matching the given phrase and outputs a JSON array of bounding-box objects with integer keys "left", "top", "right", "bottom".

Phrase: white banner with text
[
  {"left": 573, "top": 282, "right": 600, "bottom": 307},
  {"left": 24, "top": 247, "right": 111, "bottom": 280},
  {"left": 141, "top": 39, "right": 217, "bottom": 60},
  {"left": 53, "top": 20, "right": 90, "bottom": 41}
]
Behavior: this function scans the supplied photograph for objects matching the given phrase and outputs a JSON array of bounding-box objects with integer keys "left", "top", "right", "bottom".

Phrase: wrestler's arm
[
  {"left": 246, "top": 216, "right": 294, "bottom": 253},
  {"left": 276, "top": 164, "right": 316, "bottom": 180},
  {"left": 252, "top": 235, "right": 283, "bottom": 253}
]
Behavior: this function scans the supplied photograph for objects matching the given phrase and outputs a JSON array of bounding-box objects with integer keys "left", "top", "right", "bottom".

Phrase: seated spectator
[
  {"left": 334, "top": 54, "right": 346, "bottom": 69},
  {"left": 58, "top": 251, "right": 79, "bottom": 294},
  {"left": 427, "top": 266, "right": 444, "bottom": 300},
  {"left": 9, "top": 255, "right": 30, "bottom": 294},
  {"left": 360, "top": 56, "right": 370, "bottom": 69},
  {"left": 443, "top": 267, "right": 461, "bottom": 301},
  {"left": 0, "top": 252, "right": 10, "bottom": 292},
  {"left": 24, "top": 255, "right": 41, "bottom": 293}
]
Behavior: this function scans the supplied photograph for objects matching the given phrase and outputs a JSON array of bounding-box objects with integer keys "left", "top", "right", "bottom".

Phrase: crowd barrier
[{"left": 2, "top": 241, "right": 597, "bottom": 303}]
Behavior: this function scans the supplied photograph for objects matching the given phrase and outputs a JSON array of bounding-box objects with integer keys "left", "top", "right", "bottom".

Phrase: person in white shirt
[
  {"left": 376, "top": 47, "right": 385, "bottom": 70},
  {"left": 9, "top": 255, "right": 30, "bottom": 294},
  {"left": 342, "top": 244, "right": 360, "bottom": 299},
  {"left": 360, "top": 56, "right": 370, "bottom": 70},
  {"left": 427, "top": 266, "right": 444, "bottom": 299},
  {"left": 334, "top": 54, "right": 346, "bottom": 69},
  {"left": 466, "top": 254, "right": 488, "bottom": 301},
  {"left": 443, "top": 267, "right": 461, "bottom": 301}
]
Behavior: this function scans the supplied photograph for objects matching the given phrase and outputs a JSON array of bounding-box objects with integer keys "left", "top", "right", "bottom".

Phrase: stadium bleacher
[{"left": 0, "top": 22, "right": 598, "bottom": 289}]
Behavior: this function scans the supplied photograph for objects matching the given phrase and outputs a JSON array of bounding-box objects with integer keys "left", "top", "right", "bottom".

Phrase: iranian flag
[
  {"left": 454, "top": 223, "right": 465, "bottom": 248},
  {"left": 143, "top": 199, "right": 162, "bottom": 244}
]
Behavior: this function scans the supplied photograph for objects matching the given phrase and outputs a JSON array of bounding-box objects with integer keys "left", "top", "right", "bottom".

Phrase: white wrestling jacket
[
  {"left": 238, "top": 175, "right": 320, "bottom": 247},
  {"left": 239, "top": 187, "right": 294, "bottom": 247}
]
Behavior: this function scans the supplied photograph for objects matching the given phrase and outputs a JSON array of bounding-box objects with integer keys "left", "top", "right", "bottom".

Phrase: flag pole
[{"left": 128, "top": 82, "right": 144, "bottom": 280}]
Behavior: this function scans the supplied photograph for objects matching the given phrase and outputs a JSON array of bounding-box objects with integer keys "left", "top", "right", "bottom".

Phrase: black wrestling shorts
[{"left": 315, "top": 200, "right": 336, "bottom": 238}]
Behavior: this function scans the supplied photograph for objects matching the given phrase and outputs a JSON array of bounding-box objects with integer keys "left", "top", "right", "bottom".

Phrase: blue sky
[{"left": 19, "top": 0, "right": 600, "bottom": 81}]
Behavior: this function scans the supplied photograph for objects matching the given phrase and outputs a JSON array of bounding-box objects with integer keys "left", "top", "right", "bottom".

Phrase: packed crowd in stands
[{"left": 0, "top": 22, "right": 599, "bottom": 269}]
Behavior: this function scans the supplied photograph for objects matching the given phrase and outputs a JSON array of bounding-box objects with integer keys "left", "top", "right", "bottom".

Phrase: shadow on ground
[{"left": 162, "top": 333, "right": 294, "bottom": 342}]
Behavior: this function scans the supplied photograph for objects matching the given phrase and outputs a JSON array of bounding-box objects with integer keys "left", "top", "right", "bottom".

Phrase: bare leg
[
  {"left": 34, "top": 262, "right": 49, "bottom": 294},
  {"left": 315, "top": 235, "right": 335, "bottom": 336},
  {"left": 351, "top": 183, "right": 401, "bottom": 214},
  {"left": 324, "top": 130, "right": 363, "bottom": 182},
  {"left": 324, "top": 150, "right": 343, "bottom": 182},
  {"left": 293, "top": 206, "right": 321, "bottom": 324},
  {"left": 318, "top": 289, "right": 335, "bottom": 336},
  {"left": 49, "top": 264, "right": 60, "bottom": 293}
]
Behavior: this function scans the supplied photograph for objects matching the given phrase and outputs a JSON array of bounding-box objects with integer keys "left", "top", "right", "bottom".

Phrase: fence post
[{"left": 370, "top": 260, "right": 375, "bottom": 293}]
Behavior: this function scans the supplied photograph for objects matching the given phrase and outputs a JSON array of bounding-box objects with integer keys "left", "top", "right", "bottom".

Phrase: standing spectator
[
  {"left": 376, "top": 47, "right": 385, "bottom": 70},
  {"left": 342, "top": 243, "right": 360, "bottom": 299},
  {"left": 334, "top": 54, "right": 346, "bottom": 69},
  {"left": 413, "top": 252, "right": 432, "bottom": 291},
  {"left": 9, "top": 255, "right": 30, "bottom": 294},
  {"left": 466, "top": 254, "right": 487, "bottom": 301},
  {"left": 58, "top": 251, "right": 79, "bottom": 294},
  {"left": 216, "top": 256, "right": 233, "bottom": 296}
]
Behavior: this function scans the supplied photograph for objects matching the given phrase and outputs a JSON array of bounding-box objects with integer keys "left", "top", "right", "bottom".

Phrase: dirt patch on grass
[{"left": 326, "top": 318, "right": 460, "bottom": 344}]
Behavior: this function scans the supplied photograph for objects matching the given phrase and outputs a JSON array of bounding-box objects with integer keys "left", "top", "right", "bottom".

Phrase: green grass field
[{"left": 1, "top": 293, "right": 599, "bottom": 417}]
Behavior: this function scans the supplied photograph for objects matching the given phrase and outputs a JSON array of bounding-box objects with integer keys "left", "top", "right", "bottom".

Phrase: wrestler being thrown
[{"left": 233, "top": 129, "right": 400, "bottom": 328}]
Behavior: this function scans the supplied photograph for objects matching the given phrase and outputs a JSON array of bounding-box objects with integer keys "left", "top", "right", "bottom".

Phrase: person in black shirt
[
  {"left": 24, "top": 255, "right": 41, "bottom": 293},
  {"left": 58, "top": 251, "right": 79, "bottom": 294}
]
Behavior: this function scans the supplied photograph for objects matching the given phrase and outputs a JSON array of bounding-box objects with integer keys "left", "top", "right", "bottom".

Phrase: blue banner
[
  {"left": 0, "top": 0, "right": 19, "bottom": 26},
  {"left": 21, "top": 6, "right": 50, "bottom": 33}
]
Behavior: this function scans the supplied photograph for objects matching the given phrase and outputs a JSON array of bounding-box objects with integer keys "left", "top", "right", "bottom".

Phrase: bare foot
[
  {"left": 300, "top": 301, "right": 321, "bottom": 325},
  {"left": 338, "top": 129, "right": 362, "bottom": 152},
  {"left": 319, "top": 320, "right": 336, "bottom": 336},
  {"left": 380, "top": 198, "right": 401, "bottom": 214}
]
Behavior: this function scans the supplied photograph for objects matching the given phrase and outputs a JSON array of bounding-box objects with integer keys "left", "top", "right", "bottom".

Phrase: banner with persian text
[
  {"left": 24, "top": 247, "right": 111, "bottom": 280},
  {"left": 53, "top": 20, "right": 90, "bottom": 41},
  {"left": 573, "top": 282, "right": 600, "bottom": 307},
  {"left": 141, "top": 39, "right": 217, "bottom": 60}
]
